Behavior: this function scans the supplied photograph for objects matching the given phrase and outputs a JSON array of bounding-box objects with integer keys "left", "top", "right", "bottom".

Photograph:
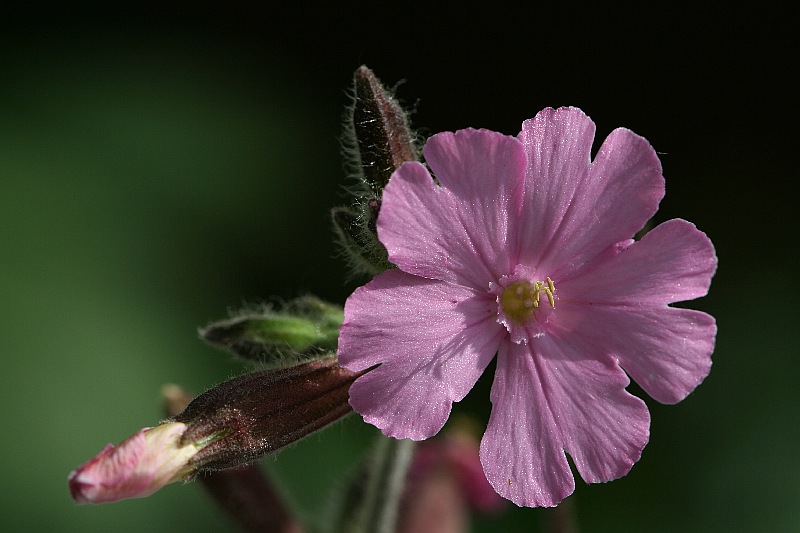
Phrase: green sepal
[{"left": 332, "top": 205, "right": 393, "bottom": 278}]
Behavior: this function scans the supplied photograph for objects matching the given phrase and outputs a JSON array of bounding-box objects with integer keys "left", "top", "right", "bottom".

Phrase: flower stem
[
  {"left": 336, "top": 436, "right": 416, "bottom": 533},
  {"left": 369, "top": 437, "right": 416, "bottom": 533}
]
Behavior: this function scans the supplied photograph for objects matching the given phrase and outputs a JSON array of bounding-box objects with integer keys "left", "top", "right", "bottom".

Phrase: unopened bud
[
  {"left": 200, "top": 296, "right": 343, "bottom": 365},
  {"left": 397, "top": 428, "right": 505, "bottom": 533},
  {"left": 349, "top": 65, "right": 417, "bottom": 192},
  {"left": 161, "top": 384, "right": 305, "bottom": 533},
  {"left": 336, "top": 66, "right": 417, "bottom": 279},
  {"left": 69, "top": 357, "right": 361, "bottom": 504},
  {"left": 175, "top": 356, "right": 360, "bottom": 471}
]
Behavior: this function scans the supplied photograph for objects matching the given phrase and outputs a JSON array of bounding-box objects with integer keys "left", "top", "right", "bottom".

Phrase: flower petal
[
  {"left": 560, "top": 218, "right": 717, "bottom": 305},
  {"left": 480, "top": 341, "right": 574, "bottom": 507},
  {"left": 556, "top": 304, "right": 716, "bottom": 404},
  {"left": 379, "top": 129, "right": 526, "bottom": 288},
  {"left": 69, "top": 432, "right": 147, "bottom": 504},
  {"left": 481, "top": 336, "right": 650, "bottom": 507},
  {"left": 517, "top": 108, "right": 664, "bottom": 275},
  {"left": 339, "top": 269, "right": 504, "bottom": 440},
  {"left": 534, "top": 334, "right": 651, "bottom": 484},
  {"left": 423, "top": 130, "right": 526, "bottom": 263}
]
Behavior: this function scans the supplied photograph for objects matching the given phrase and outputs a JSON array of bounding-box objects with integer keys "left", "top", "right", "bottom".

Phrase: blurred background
[{"left": 1, "top": 4, "right": 795, "bottom": 532}]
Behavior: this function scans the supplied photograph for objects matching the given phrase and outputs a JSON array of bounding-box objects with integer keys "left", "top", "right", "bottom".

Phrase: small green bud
[{"left": 200, "top": 296, "right": 343, "bottom": 366}]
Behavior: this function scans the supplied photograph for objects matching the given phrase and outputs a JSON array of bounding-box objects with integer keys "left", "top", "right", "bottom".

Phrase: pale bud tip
[{"left": 68, "top": 422, "right": 197, "bottom": 504}]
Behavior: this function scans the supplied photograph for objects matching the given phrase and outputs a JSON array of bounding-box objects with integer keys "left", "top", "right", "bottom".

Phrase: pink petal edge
[
  {"left": 516, "top": 108, "right": 664, "bottom": 277},
  {"left": 481, "top": 336, "right": 650, "bottom": 507}
]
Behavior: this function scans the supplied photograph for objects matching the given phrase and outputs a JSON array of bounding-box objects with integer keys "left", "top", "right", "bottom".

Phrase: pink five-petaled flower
[
  {"left": 338, "top": 107, "right": 717, "bottom": 507},
  {"left": 69, "top": 422, "right": 198, "bottom": 504}
]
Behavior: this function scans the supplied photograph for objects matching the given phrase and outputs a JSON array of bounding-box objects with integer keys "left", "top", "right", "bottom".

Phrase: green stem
[
  {"left": 334, "top": 435, "right": 416, "bottom": 533},
  {"left": 368, "top": 437, "right": 416, "bottom": 533}
]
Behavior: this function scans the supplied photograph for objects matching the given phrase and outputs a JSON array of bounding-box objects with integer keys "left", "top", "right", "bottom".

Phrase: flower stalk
[{"left": 331, "top": 436, "right": 416, "bottom": 533}]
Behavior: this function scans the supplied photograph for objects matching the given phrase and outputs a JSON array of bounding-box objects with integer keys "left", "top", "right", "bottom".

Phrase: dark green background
[{"left": 1, "top": 5, "right": 795, "bottom": 532}]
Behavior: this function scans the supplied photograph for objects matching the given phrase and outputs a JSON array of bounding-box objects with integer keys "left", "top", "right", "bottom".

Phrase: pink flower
[
  {"left": 69, "top": 422, "right": 198, "bottom": 504},
  {"left": 338, "top": 107, "right": 717, "bottom": 507},
  {"left": 399, "top": 431, "right": 504, "bottom": 533}
]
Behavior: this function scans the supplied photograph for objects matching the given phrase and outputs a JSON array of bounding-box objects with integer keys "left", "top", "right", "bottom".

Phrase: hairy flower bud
[
  {"left": 175, "top": 356, "right": 359, "bottom": 471},
  {"left": 199, "top": 296, "right": 343, "bottom": 366},
  {"left": 347, "top": 65, "right": 417, "bottom": 193},
  {"left": 69, "top": 357, "right": 361, "bottom": 504},
  {"left": 404, "top": 431, "right": 505, "bottom": 518},
  {"left": 336, "top": 66, "right": 418, "bottom": 279},
  {"left": 162, "top": 384, "right": 305, "bottom": 533}
]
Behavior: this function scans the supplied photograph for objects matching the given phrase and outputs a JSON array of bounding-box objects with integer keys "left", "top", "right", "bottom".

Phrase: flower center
[{"left": 499, "top": 277, "right": 556, "bottom": 324}]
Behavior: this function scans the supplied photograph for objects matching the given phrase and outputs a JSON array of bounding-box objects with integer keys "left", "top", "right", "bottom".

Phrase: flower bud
[
  {"left": 175, "top": 356, "right": 359, "bottom": 471},
  {"left": 69, "top": 357, "right": 361, "bottom": 504},
  {"left": 407, "top": 432, "right": 505, "bottom": 514},
  {"left": 200, "top": 296, "right": 343, "bottom": 365},
  {"left": 397, "top": 430, "right": 506, "bottom": 533},
  {"left": 336, "top": 66, "right": 417, "bottom": 279},
  {"left": 68, "top": 422, "right": 198, "bottom": 504},
  {"left": 162, "top": 384, "right": 305, "bottom": 533},
  {"left": 346, "top": 65, "right": 417, "bottom": 193}
]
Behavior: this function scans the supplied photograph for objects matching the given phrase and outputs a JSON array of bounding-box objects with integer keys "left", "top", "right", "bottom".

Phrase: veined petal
[
  {"left": 339, "top": 270, "right": 504, "bottom": 440},
  {"left": 560, "top": 219, "right": 717, "bottom": 305},
  {"left": 517, "top": 108, "right": 663, "bottom": 275},
  {"left": 480, "top": 341, "right": 574, "bottom": 507},
  {"left": 533, "top": 334, "right": 651, "bottom": 484},
  {"left": 481, "top": 338, "right": 650, "bottom": 507},
  {"left": 515, "top": 107, "right": 594, "bottom": 268},
  {"left": 423, "top": 129, "right": 526, "bottom": 270},
  {"left": 557, "top": 304, "right": 716, "bottom": 404},
  {"left": 379, "top": 129, "right": 526, "bottom": 288}
]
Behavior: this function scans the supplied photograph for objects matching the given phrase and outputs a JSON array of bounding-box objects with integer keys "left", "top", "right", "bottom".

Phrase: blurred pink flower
[
  {"left": 69, "top": 422, "right": 198, "bottom": 504},
  {"left": 338, "top": 107, "right": 717, "bottom": 507},
  {"left": 400, "top": 431, "right": 504, "bottom": 533}
]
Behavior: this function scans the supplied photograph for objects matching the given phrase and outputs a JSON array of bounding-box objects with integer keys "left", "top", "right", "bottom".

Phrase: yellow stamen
[
  {"left": 543, "top": 287, "right": 555, "bottom": 308},
  {"left": 500, "top": 278, "right": 556, "bottom": 323}
]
